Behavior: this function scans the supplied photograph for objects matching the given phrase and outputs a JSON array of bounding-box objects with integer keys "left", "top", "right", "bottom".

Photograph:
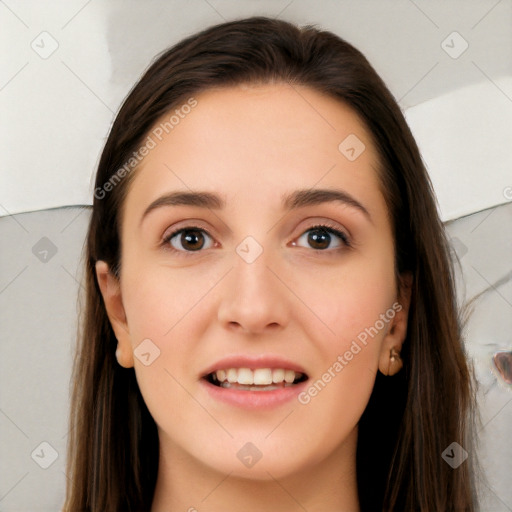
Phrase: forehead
[{"left": 122, "top": 83, "right": 386, "bottom": 225}]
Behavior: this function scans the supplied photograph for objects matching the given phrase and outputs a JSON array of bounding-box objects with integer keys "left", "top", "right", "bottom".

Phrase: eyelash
[{"left": 161, "top": 223, "right": 351, "bottom": 255}]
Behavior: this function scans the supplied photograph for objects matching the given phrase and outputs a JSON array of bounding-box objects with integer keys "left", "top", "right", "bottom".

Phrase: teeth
[
  {"left": 284, "top": 369, "right": 295, "bottom": 383},
  {"left": 238, "top": 368, "right": 253, "bottom": 385},
  {"left": 226, "top": 368, "right": 238, "bottom": 383},
  {"left": 211, "top": 368, "right": 303, "bottom": 386},
  {"left": 254, "top": 368, "right": 272, "bottom": 385},
  {"left": 272, "top": 368, "right": 284, "bottom": 382}
]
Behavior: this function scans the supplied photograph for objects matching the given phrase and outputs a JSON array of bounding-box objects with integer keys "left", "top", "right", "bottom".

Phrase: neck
[{"left": 151, "top": 428, "right": 360, "bottom": 512}]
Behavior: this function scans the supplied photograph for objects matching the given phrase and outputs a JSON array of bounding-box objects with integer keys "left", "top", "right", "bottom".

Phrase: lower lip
[{"left": 200, "top": 378, "right": 308, "bottom": 410}]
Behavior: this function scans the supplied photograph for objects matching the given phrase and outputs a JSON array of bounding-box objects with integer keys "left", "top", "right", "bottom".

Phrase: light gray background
[{"left": 1, "top": 1, "right": 511, "bottom": 510}]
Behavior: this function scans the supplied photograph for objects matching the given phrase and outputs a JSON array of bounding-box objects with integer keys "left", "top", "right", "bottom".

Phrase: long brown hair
[{"left": 64, "top": 16, "right": 478, "bottom": 511}]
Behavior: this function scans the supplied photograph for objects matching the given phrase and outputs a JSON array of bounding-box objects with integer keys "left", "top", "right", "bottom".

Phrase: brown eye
[
  {"left": 307, "top": 228, "right": 331, "bottom": 250},
  {"left": 295, "top": 225, "right": 350, "bottom": 251},
  {"left": 165, "top": 228, "right": 213, "bottom": 252}
]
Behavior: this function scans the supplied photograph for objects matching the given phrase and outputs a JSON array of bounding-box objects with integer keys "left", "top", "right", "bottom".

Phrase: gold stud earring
[{"left": 387, "top": 347, "right": 403, "bottom": 376}]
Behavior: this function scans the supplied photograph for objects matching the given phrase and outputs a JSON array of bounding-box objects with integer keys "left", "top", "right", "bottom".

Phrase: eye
[
  {"left": 293, "top": 224, "right": 351, "bottom": 251},
  {"left": 163, "top": 226, "right": 214, "bottom": 252}
]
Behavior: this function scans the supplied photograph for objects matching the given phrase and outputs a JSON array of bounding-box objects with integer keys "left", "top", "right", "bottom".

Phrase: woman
[{"left": 63, "top": 16, "right": 478, "bottom": 511}]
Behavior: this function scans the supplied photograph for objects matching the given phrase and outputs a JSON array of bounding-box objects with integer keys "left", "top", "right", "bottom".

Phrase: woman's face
[{"left": 98, "top": 83, "right": 410, "bottom": 480}]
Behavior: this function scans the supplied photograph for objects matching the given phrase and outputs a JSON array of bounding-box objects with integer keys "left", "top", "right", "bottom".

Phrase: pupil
[
  {"left": 308, "top": 228, "right": 330, "bottom": 249},
  {"left": 182, "top": 230, "right": 204, "bottom": 250}
]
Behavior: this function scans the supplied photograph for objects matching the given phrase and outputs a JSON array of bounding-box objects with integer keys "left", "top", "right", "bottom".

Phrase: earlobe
[
  {"left": 378, "top": 272, "right": 413, "bottom": 376},
  {"left": 95, "top": 260, "right": 134, "bottom": 368},
  {"left": 379, "top": 346, "right": 404, "bottom": 376}
]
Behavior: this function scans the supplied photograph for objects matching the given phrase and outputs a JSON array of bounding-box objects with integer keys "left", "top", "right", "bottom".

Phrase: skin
[{"left": 96, "top": 83, "right": 412, "bottom": 512}]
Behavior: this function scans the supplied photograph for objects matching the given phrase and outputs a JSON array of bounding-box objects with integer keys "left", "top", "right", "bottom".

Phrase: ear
[
  {"left": 95, "top": 260, "right": 134, "bottom": 368},
  {"left": 378, "top": 272, "right": 413, "bottom": 376}
]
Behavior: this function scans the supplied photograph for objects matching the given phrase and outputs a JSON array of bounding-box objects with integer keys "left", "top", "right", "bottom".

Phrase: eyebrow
[
  {"left": 282, "top": 189, "right": 371, "bottom": 221},
  {"left": 140, "top": 188, "right": 372, "bottom": 225}
]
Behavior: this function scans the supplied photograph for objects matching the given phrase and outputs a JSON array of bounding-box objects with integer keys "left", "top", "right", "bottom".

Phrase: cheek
[
  {"left": 293, "top": 253, "right": 396, "bottom": 419},
  {"left": 121, "top": 261, "right": 219, "bottom": 343},
  {"left": 300, "top": 252, "right": 396, "bottom": 352},
  {"left": 294, "top": 273, "right": 397, "bottom": 448},
  {"left": 119, "top": 262, "right": 223, "bottom": 411},
  {"left": 119, "top": 267, "right": 212, "bottom": 430}
]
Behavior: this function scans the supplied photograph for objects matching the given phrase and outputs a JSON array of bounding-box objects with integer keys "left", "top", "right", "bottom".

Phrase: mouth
[{"left": 204, "top": 368, "right": 308, "bottom": 391}]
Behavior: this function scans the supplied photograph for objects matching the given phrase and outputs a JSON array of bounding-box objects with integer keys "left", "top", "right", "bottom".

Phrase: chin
[{"left": 193, "top": 441, "right": 316, "bottom": 482}]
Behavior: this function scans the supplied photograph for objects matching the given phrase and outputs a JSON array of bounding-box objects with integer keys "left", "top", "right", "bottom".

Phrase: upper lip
[{"left": 201, "top": 355, "right": 307, "bottom": 378}]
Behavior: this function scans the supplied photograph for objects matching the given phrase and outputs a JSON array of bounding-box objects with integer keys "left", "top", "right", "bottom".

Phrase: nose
[{"left": 217, "top": 249, "right": 289, "bottom": 335}]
